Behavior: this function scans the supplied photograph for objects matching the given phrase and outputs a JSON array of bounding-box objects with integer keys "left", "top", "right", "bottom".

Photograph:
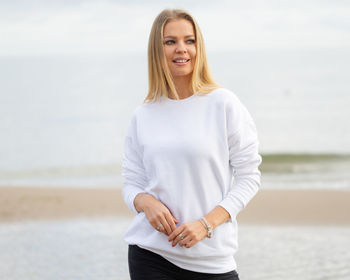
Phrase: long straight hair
[{"left": 144, "top": 9, "right": 220, "bottom": 103}]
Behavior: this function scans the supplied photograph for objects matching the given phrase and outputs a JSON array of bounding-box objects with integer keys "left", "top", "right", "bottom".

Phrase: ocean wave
[{"left": 260, "top": 153, "right": 350, "bottom": 173}]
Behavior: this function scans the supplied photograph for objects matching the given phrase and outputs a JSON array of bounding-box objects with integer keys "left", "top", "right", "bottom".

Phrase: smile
[{"left": 172, "top": 59, "right": 190, "bottom": 65}]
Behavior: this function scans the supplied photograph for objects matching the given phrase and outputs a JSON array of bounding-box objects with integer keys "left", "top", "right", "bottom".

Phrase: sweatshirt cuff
[
  {"left": 218, "top": 197, "right": 244, "bottom": 223},
  {"left": 123, "top": 187, "right": 146, "bottom": 214}
]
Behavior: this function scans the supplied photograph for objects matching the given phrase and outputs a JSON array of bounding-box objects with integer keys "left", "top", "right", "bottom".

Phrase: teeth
[{"left": 174, "top": 59, "right": 188, "bottom": 63}]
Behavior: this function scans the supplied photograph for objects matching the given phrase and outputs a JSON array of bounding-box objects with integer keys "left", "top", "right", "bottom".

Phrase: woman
[{"left": 122, "top": 9, "right": 261, "bottom": 280}]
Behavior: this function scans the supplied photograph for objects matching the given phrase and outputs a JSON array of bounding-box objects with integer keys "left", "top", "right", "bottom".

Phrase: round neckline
[{"left": 165, "top": 93, "right": 196, "bottom": 103}]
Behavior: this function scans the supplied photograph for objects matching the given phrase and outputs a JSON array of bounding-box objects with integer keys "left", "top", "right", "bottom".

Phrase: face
[{"left": 163, "top": 19, "right": 196, "bottom": 79}]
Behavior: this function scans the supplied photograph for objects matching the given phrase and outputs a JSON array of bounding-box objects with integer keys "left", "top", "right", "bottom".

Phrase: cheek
[
  {"left": 163, "top": 48, "right": 171, "bottom": 61},
  {"left": 190, "top": 47, "right": 196, "bottom": 60}
]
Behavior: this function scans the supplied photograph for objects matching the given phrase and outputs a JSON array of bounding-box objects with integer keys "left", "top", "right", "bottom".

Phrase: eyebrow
[{"left": 164, "top": 35, "right": 195, "bottom": 39}]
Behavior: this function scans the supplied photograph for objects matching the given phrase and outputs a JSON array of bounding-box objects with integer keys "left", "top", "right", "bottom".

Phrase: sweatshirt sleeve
[
  {"left": 218, "top": 93, "right": 262, "bottom": 222},
  {"left": 121, "top": 113, "right": 148, "bottom": 214}
]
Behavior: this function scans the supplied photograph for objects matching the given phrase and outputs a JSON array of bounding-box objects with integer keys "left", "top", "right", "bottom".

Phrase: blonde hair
[{"left": 144, "top": 9, "right": 220, "bottom": 103}]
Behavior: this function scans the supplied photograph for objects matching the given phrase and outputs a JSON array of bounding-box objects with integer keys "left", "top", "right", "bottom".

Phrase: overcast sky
[{"left": 1, "top": 0, "right": 349, "bottom": 56}]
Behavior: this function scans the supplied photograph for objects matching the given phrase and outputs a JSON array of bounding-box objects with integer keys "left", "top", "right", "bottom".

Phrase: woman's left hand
[{"left": 168, "top": 220, "right": 207, "bottom": 248}]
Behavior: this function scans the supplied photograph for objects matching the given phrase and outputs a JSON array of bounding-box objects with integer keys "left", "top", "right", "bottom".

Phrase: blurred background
[{"left": 0, "top": 0, "right": 349, "bottom": 279}]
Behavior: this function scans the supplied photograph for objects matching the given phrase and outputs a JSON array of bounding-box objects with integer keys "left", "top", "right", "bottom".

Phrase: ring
[
  {"left": 179, "top": 233, "right": 184, "bottom": 240},
  {"left": 156, "top": 224, "right": 163, "bottom": 230}
]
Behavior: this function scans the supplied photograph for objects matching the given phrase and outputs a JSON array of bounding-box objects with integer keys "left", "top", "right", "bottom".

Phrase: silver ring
[
  {"left": 179, "top": 233, "right": 184, "bottom": 240},
  {"left": 156, "top": 224, "right": 163, "bottom": 230}
]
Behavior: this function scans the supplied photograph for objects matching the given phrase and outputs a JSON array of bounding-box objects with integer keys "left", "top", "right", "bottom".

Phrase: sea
[
  {"left": 1, "top": 49, "right": 350, "bottom": 280},
  {"left": 1, "top": 48, "right": 350, "bottom": 190},
  {"left": 0, "top": 217, "right": 349, "bottom": 280}
]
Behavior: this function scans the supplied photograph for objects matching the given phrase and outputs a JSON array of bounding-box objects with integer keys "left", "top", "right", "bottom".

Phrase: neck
[{"left": 170, "top": 75, "right": 193, "bottom": 99}]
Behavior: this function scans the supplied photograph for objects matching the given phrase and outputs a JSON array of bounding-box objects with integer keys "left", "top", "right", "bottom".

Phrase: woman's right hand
[{"left": 134, "top": 193, "right": 178, "bottom": 236}]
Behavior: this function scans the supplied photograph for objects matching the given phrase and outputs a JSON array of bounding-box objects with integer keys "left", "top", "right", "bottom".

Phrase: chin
[{"left": 171, "top": 70, "right": 193, "bottom": 78}]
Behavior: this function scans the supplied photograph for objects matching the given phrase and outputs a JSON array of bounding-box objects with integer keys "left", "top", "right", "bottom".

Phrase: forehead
[{"left": 163, "top": 19, "right": 195, "bottom": 37}]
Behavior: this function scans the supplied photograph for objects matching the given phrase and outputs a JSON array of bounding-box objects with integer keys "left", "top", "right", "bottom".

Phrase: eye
[
  {"left": 187, "top": 39, "right": 196, "bottom": 44},
  {"left": 164, "top": 40, "right": 175, "bottom": 45}
]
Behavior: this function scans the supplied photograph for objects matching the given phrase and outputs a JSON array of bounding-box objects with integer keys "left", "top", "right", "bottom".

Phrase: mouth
[{"left": 172, "top": 59, "right": 190, "bottom": 65}]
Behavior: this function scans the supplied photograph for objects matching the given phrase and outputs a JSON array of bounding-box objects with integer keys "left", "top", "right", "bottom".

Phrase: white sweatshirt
[{"left": 122, "top": 88, "right": 262, "bottom": 274}]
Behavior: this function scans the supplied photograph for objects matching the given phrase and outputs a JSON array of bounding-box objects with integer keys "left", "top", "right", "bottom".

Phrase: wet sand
[{"left": 0, "top": 187, "right": 349, "bottom": 225}]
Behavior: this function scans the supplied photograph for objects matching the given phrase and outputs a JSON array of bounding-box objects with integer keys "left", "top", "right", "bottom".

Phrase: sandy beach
[
  {"left": 1, "top": 186, "right": 349, "bottom": 225},
  {"left": 1, "top": 187, "right": 350, "bottom": 280}
]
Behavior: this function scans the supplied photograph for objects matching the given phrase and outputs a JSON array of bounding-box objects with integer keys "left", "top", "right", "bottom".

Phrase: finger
[
  {"left": 158, "top": 225, "right": 167, "bottom": 234},
  {"left": 168, "top": 226, "right": 183, "bottom": 241},
  {"left": 158, "top": 215, "right": 173, "bottom": 236},
  {"left": 179, "top": 234, "right": 191, "bottom": 247},
  {"left": 172, "top": 231, "right": 186, "bottom": 247},
  {"left": 165, "top": 214, "right": 177, "bottom": 233},
  {"left": 150, "top": 215, "right": 170, "bottom": 235},
  {"left": 184, "top": 239, "right": 196, "bottom": 248},
  {"left": 153, "top": 222, "right": 164, "bottom": 233},
  {"left": 167, "top": 209, "right": 179, "bottom": 224},
  {"left": 172, "top": 235, "right": 180, "bottom": 247}
]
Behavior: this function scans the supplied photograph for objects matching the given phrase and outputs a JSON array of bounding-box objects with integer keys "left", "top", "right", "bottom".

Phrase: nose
[{"left": 175, "top": 40, "right": 187, "bottom": 53}]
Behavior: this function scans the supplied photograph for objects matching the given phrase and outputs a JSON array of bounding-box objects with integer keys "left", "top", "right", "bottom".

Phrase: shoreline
[{"left": 1, "top": 186, "right": 349, "bottom": 225}]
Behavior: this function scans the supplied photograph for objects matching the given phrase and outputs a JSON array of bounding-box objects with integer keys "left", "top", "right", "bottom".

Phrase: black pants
[{"left": 128, "top": 245, "right": 240, "bottom": 280}]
